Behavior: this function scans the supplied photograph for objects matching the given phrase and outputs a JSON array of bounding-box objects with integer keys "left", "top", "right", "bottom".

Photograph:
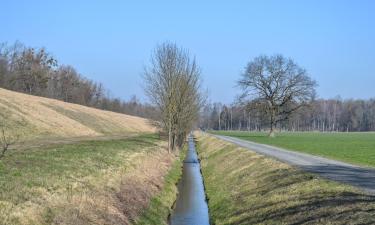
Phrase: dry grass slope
[
  {"left": 0, "top": 135, "right": 174, "bottom": 225},
  {"left": 197, "top": 133, "right": 375, "bottom": 225},
  {"left": 0, "top": 89, "right": 181, "bottom": 225},
  {"left": 0, "top": 88, "right": 155, "bottom": 141}
]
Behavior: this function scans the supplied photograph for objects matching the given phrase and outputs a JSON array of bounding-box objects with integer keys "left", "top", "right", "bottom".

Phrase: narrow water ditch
[{"left": 170, "top": 134, "right": 210, "bottom": 225}]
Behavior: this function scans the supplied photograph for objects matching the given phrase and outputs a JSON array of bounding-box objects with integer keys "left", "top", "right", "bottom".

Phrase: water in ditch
[{"left": 170, "top": 134, "right": 210, "bottom": 225}]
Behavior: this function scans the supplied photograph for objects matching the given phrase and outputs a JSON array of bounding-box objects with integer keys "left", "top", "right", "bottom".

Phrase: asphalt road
[{"left": 214, "top": 134, "right": 375, "bottom": 194}]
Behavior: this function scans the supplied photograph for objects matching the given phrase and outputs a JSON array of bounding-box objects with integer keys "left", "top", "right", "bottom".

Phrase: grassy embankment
[
  {"left": 136, "top": 146, "right": 186, "bottom": 225},
  {"left": 0, "top": 88, "right": 155, "bottom": 142},
  {"left": 0, "top": 134, "right": 178, "bottom": 225},
  {"left": 0, "top": 88, "right": 182, "bottom": 225},
  {"left": 211, "top": 130, "right": 375, "bottom": 167},
  {"left": 197, "top": 133, "right": 375, "bottom": 225}
]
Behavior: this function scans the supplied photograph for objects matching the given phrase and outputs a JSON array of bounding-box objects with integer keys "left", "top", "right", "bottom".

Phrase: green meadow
[{"left": 210, "top": 131, "right": 375, "bottom": 167}]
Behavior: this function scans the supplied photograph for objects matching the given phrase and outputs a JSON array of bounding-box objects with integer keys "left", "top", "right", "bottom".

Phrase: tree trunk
[
  {"left": 269, "top": 124, "right": 275, "bottom": 137},
  {"left": 218, "top": 115, "right": 221, "bottom": 130},
  {"left": 269, "top": 109, "right": 276, "bottom": 137},
  {"left": 168, "top": 122, "right": 172, "bottom": 153},
  {"left": 230, "top": 109, "right": 233, "bottom": 130}
]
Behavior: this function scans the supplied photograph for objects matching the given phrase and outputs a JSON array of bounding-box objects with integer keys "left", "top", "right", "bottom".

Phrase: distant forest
[
  {"left": 1, "top": 42, "right": 374, "bottom": 132},
  {"left": 0, "top": 42, "right": 158, "bottom": 119},
  {"left": 201, "top": 98, "right": 375, "bottom": 132},
  {"left": 200, "top": 54, "right": 375, "bottom": 133}
]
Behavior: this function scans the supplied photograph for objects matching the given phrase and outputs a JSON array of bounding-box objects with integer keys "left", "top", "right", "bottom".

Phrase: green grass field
[
  {"left": 197, "top": 134, "right": 375, "bottom": 224},
  {"left": 210, "top": 131, "right": 375, "bottom": 167},
  {"left": 0, "top": 134, "right": 178, "bottom": 225}
]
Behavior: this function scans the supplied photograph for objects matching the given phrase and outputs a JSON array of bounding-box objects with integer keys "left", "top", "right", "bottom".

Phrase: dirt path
[{"left": 215, "top": 134, "right": 375, "bottom": 194}]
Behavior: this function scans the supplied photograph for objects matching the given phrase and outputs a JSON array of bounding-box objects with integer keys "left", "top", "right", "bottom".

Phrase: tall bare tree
[
  {"left": 143, "top": 42, "right": 203, "bottom": 152},
  {"left": 238, "top": 55, "right": 317, "bottom": 137}
]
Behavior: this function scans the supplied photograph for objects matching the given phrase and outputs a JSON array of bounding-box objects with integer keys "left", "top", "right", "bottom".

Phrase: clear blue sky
[{"left": 1, "top": 0, "right": 374, "bottom": 103}]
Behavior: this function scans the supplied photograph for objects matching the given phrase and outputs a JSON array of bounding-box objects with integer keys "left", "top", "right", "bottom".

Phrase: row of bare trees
[
  {"left": 0, "top": 41, "right": 204, "bottom": 157},
  {"left": 143, "top": 43, "right": 203, "bottom": 152},
  {"left": 0, "top": 42, "right": 158, "bottom": 119},
  {"left": 201, "top": 98, "right": 375, "bottom": 133},
  {"left": 200, "top": 54, "right": 375, "bottom": 134}
]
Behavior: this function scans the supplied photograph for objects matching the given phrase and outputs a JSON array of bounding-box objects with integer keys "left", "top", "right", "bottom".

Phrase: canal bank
[{"left": 170, "top": 134, "right": 210, "bottom": 225}]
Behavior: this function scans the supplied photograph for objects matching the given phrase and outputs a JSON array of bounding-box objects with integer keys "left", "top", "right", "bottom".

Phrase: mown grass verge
[
  {"left": 135, "top": 146, "right": 186, "bottom": 225},
  {"left": 197, "top": 133, "right": 375, "bottom": 225},
  {"left": 0, "top": 133, "right": 176, "bottom": 225},
  {"left": 211, "top": 130, "right": 375, "bottom": 167}
]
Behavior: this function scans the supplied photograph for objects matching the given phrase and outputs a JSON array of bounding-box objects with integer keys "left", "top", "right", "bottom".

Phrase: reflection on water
[{"left": 170, "top": 135, "right": 210, "bottom": 225}]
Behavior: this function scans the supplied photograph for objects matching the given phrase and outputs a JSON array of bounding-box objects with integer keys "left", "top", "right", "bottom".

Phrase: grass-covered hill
[
  {"left": 0, "top": 88, "right": 183, "bottom": 225},
  {"left": 0, "top": 88, "right": 155, "bottom": 141}
]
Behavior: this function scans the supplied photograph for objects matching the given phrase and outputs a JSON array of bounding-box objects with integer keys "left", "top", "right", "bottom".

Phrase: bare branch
[{"left": 238, "top": 54, "right": 317, "bottom": 136}]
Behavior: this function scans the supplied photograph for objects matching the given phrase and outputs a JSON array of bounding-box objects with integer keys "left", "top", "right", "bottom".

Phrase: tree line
[
  {"left": 0, "top": 42, "right": 158, "bottom": 119},
  {"left": 200, "top": 55, "right": 375, "bottom": 133},
  {"left": 0, "top": 41, "right": 204, "bottom": 156},
  {"left": 201, "top": 98, "right": 375, "bottom": 132}
]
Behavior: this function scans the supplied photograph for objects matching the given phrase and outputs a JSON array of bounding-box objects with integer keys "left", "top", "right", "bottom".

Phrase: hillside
[
  {"left": 0, "top": 89, "right": 178, "bottom": 225},
  {"left": 0, "top": 88, "right": 155, "bottom": 141}
]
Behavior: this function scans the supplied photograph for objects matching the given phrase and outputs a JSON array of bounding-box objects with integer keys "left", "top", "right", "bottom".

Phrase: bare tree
[
  {"left": 0, "top": 42, "right": 159, "bottom": 120},
  {"left": 201, "top": 98, "right": 375, "bottom": 133},
  {"left": 9, "top": 47, "right": 57, "bottom": 95},
  {"left": 0, "top": 113, "right": 22, "bottom": 159},
  {"left": 0, "top": 57, "right": 7, "bottom": 87},
  {"left": 143, "top": 42, "right": 203, "bottom": 152},
  {"left": 238, "top": 55, "right": 317, "bottom": 137}
]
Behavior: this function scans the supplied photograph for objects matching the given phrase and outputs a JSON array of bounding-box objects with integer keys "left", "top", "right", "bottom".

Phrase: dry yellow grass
[
  {"left": 0, "top": 135, "right": 175, "bottom": 225},
  {"left": 0, "top": 88, "right": 155, "bottom": 141},
  {"left": 49, "top": 145, "right": 175, "bottom": 225},
  {"left": 197, "top": 133, "right": 375, "bottom": 224},
  {"left": 0, "top": 89, "right": 180, "bottom": 225}
]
